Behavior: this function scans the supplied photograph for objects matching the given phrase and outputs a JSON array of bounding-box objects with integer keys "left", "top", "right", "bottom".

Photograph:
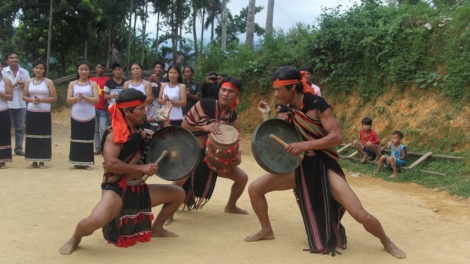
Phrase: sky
[{"left": 145, "top": 0, "right": 360, "bottom": 44}]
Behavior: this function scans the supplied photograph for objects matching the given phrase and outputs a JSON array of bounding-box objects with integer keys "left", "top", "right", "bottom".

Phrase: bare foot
[
  {"left": 373, "top": 171, "right": 378, "bottom": 176},
  {"left": 384, "top": 241, "right": 406, "bottom": 259},
  {"left": 152, "top": 228, "right": 178, "bottom": 237},
  {"left": 39, "top": 163, "right": 47, "bottom": 169},
  {"left": 69, "top": 165, "right": 80, "bottom": 170},
  {"left": 224, "top": 206, "right": 248, "bottom": 215},
  {"left": 59, "top": 237, "right": 80, "bottom": 255},
  {"left": 27, "top": 163, "right": 38, "bottom": 169},
  {"left": 244, "top": 230, "right": 275, "bottom": 242},
  {"left": 0, "top": 163, "right": 6, "bottom": 169},
  {"left": 164, "top": 215, "right": 174, "bottom": 226},
  {"left": 85, "top": 166, "right": 93, "bottom": 171},
  {"left": 390, "top": 173, "right": 398, "bottom": 179},
  {"left": 360, "top": 155, "right": 369, "bottom": 163}
]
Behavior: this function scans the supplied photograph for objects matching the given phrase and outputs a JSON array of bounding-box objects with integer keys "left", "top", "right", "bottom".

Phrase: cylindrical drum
[{"left": 205, "top": 124, "right": 240, "bottom": 173}]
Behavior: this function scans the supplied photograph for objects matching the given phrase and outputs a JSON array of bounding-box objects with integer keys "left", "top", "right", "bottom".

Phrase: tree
[
  {"left": 266, "top": 0, "right": 274, "bottom": 34},
  {"left": 215, "top": 6, "right": 264, "bottom": 44},
  {"left": 246, "top": 0, "right": 256, "bottom": 47}
]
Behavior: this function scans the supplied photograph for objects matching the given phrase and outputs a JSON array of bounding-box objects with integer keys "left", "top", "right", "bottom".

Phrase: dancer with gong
[
  {"left": 59, "top": 89, "right": 184, "bottom": 255},
  {"left": 246, "top": 66, "right": 406, "bottom": 259}
]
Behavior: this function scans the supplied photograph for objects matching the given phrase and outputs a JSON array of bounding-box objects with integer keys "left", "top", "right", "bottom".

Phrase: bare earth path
[{"left": 1, "top": 113, "right": 469, "bottom": 263}]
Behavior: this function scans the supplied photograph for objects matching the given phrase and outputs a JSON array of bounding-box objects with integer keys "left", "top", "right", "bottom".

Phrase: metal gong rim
[
  {"left": 146, "top": 126, "right": 200, "bottom": 181},
  {"left": 251, "top": 119, "right": 303, "bottom": 174}
]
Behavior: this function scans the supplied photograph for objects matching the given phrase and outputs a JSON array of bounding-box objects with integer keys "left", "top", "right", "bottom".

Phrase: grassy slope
[{"left": 239, "top": 84, "right": 470, "bottom": 198}]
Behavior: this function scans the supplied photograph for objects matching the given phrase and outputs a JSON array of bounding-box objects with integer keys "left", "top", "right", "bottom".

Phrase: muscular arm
[
  {"left": 103, "top": 131, "right": 155, "bottom": 175},
  {"left": 304, "top": 108, "right": 343, "bottom": 150},
  {"left": 286, "top": 108, "right": 343, "bottom": 155}
]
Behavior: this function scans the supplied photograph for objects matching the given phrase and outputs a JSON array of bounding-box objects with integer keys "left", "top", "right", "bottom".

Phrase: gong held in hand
[
  {"left": 251, "top": 119, "right": 304, "bottom": 174},
  {"left": 146, "top": 126, "right": 201, "bottom": 181}
]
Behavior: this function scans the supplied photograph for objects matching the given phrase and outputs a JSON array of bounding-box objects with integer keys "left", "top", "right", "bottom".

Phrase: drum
[
  {"left": 205, "top": 124, "right": 240, "bottom": 173},
  {"left": 251, "top": 119, "right": 304, "bottom": 174},
  {"left": 146, "top": 126, "right": 200, "bottom": 181}
]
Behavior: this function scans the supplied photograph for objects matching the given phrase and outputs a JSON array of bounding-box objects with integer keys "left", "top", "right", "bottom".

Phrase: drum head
[
  {"left": 210, "top": 124, "right": 239, "bottom": 146},
  {"left": 147, "top": 126, "right": 200, "bottom": 181},
  {"left": 251, "top": 119, "right": 303, "bottom": 174}
]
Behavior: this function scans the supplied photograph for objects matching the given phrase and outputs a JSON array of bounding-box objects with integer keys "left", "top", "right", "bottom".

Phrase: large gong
[
  {"left": 251, "top": 119, "right": 304, "bottom": 174},
  {"left": 146, "top": 126, "right": 200, "bottom": 181}
]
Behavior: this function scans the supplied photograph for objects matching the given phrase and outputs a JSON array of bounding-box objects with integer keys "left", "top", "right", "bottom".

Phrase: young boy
[
  {"left": 352, "top": 117, "right": 382, "bottom": 162},
  {"left": 375, "top": 131, "right": 407, "bottom": 178}
]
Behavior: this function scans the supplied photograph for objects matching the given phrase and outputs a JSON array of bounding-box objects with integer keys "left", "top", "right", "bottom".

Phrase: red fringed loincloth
[{"left": 102, "top": 177, "right": 154, "bottom": 247}]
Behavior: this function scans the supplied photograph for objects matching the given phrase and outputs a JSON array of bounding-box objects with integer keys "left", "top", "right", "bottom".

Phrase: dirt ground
[{"left": 1, "top": 111, "right": 470, "bottom": 264}]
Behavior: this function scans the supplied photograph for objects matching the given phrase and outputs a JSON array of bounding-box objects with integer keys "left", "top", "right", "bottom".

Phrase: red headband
[
  {"left": 221, "top": 82, "right": 240, "bottom": 109},
  {"left": 108, "top": 100, "right": 146, "bottom": 143},
  {"left": 272, "top": 71, "right": 315, "bottom": 95}
]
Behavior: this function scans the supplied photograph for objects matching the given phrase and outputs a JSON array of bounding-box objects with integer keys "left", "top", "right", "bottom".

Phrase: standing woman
[
  {"left": 123, "top": 62, "right": 152, "bottom": 103},
  {"left": 66, "top": 59, "right": 99, "bottom": 170},
  {"left": 23, "top": 60, "right": 57, "bottom": 169},
  {"left": 0, "top": 60, "right": 13, "bottom": 169},
  {"left": 158, "top": 65, "right": 186, "bottom": 126}
]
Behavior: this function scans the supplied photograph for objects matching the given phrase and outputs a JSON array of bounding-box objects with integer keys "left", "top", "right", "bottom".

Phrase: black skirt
[
  {"left": 69, "top": 117, "right": 95, "bottom": 165},
  {"left": 25, "top": 111, "right": 52, "bottom": 161},
  {"left": 0, "top": 109, "right": 12, "bottom": 162}
]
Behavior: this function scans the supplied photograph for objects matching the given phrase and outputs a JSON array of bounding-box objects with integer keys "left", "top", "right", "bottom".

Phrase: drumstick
[
  {"left": 269, "top": 134, "right": 304, "bottom": 160},
  {"left": 142, "top": 150, "right": 169, "bottom": 181}
]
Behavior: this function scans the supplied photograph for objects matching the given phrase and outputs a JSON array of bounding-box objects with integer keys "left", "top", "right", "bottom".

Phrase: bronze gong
[
  {"left": 146, "top": 126, "right": 200, "bottom": 181},
  {"left": 251, "top": 119, "right": 304, "bottom": 174}
]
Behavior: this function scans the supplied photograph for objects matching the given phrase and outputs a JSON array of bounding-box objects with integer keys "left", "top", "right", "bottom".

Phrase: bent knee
[
  {"left": 365, "top": 141, "right": 374, "bottom": 147},
  {"left": 248, "top": 181, "right": 263, "bottom": 196},
  {"left": 387, "top": 156, "right": 394, "bottom": 162},
  {"left": 352, "top": 140, "right": 359, "bottom": 145},
  {"left": 85, "top": 214, "right": 109, "bottom": 229}
]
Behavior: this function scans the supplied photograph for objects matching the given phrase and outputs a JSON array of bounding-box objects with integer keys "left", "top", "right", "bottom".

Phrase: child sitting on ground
[
  {"left": 374, "top": 130, "right": 407, "bottom": 178},
  {"left": 352, "top": 117, "right": 382, "bottom": 162}
]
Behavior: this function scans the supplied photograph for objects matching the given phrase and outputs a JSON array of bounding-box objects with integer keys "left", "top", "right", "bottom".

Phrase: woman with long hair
[
  {"left": 66, "top": 59, "right": 99, "bottom": 170},
  {"left": 157, "top": 65, "right": 186, "bottom": 126},
  {"left": 123, "top": 62, "right": 152, "bottom": 104},
  {"left": 0, "top": 60, "right": 13, "bottom": 169},
  {"left": 22, "top": 60, "right": 57, "bottom": 169}
]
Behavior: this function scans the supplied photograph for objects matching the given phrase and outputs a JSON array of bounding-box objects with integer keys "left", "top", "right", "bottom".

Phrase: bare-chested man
[
  {"left": 166, "top": 76, "right": 248, "bottom": 225},
  {"left": 59, "top": 88, "right": 185, "bottom": 255},
  {"left": 245, "top": 66, "right": 406, "bottom": 259}
]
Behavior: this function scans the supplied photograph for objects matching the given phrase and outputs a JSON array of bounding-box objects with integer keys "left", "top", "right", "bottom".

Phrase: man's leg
[
  {"left": 59, "top": 190, "right": 122, "bottom": 255},
  {"left": 93, "top": 110, "right": 101, "bottom": 154},
  {"left": 245, "top": 171, "right": 296, "bottom": 242},
  {"left": 164, "top": 177, "right": 190, "bottom": 226},
  {"left": 11, "top": 108, "right": 26, "bottom": 155},
  {"left": 327, "top": 170, "right": 406, "bottom": 259},
  {"left": 218, "top": 167, "right": 249, "bottom": 214},
  {"left": 148, "top": 184, "right": 185, "bottom": 236}
]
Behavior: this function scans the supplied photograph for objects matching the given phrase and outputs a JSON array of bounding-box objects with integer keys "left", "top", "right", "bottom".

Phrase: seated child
[
  {"left": 352, "top": 117, "right": 382, "bottom": 162},
  {"left": 374, "top": 130, "right": 407, "bottom": 178}
]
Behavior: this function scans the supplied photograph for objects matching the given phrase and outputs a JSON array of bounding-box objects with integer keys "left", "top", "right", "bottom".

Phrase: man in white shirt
[
  {"left": 1, "top": 52, "right": 31, "bottom": 156},
  {"left": 301, "top": 65, "right": 322, "bottom": 96}
]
